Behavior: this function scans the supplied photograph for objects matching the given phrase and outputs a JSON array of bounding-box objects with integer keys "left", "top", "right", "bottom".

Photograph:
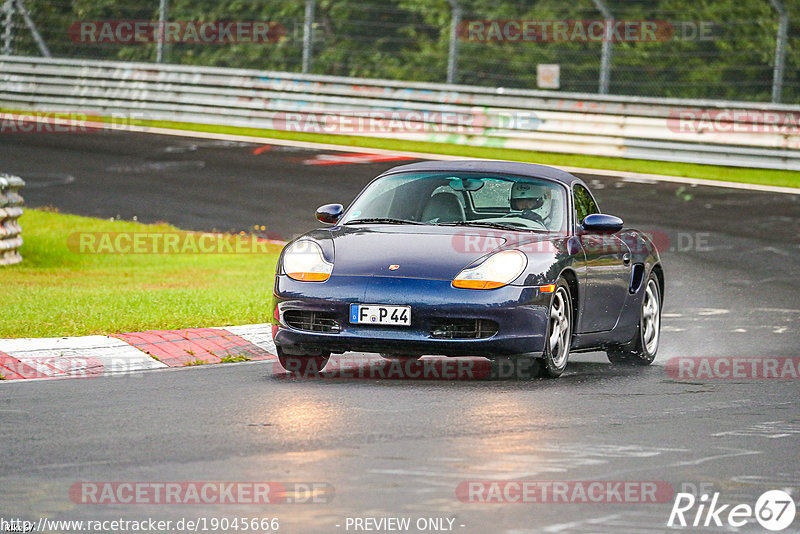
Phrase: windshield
[{"left": 340, "top": 172, "right": 568, "bottom": 233}]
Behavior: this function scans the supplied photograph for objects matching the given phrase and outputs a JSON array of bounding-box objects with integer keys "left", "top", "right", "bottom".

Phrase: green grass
[
  {"left": 4, "top": 109, "right": 799, "bottom": 187},
  {"left": 0, "top": 209, "right": 281, "bottom": 338},
  {"left": 220, "top": 354, "right": 252, "bottom": 363}
]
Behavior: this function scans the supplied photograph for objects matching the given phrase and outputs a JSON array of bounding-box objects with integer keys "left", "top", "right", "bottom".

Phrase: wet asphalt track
[{"left": 1, "top": 131, "right": 799, "bottom": 533}]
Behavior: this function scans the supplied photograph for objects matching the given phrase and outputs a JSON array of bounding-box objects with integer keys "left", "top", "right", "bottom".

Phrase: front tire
[
  {"left": 539, "top": 278, "right": 572, "bottom": 378},
  {"left": 278, "top": 352, "right": 330, "bottom": 376},
  {"left": 607, "top": 272, "right": 661, "bottom": 365}
]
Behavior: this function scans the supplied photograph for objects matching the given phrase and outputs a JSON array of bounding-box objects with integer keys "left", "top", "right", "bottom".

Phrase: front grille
[
  {"left": 283, "top": 310, "right": 340, "bottom": 333},
  {"left": 430, "top": 319, "right": 499, "bottom": 339}
]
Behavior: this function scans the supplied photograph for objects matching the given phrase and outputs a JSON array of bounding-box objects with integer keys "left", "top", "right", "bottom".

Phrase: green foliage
[{"left": 219, "top": 354, "right": 252, "bottom": 363}]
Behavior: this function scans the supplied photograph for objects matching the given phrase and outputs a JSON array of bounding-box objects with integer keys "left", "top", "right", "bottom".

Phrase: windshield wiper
[
  {"left": 344, "top": 217, "right": 425, "bottom": 225},
  {"left": 438, "top": 221, "right": 526, "bottom": 231}
]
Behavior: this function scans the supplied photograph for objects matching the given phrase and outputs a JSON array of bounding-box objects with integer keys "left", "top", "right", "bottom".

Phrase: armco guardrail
[
  {"left": 1, "top": 55, "right": 799, "bottom": 170},
  {"left": 0, "top": 174, "right": 24, "bottom": 266}
]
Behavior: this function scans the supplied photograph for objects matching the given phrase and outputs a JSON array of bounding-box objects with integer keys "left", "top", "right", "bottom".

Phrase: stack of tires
[{"left": 0, "top": 174, "right": 25, "bottom": 266}]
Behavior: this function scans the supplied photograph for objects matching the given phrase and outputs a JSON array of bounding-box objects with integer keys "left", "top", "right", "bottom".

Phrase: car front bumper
[{"left": 272, "top": 274, "right": 551, "bottom": 358}]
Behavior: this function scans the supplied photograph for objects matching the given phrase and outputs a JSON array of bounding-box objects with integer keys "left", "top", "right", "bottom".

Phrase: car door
[{"left": 573, "top": 184, "right": 632, "bottom": 333}]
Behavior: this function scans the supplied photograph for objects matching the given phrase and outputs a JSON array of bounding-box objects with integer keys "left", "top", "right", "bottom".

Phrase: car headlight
[
  {"left": 452, "top": 250, "right": 527, "bottom": 289},
  {"left": 283, "top": 240, "right": 333, "bottom": 282}
]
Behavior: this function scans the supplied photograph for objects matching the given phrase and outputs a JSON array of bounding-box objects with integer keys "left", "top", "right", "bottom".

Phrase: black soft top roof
[{"left": 380, "top": 160, "right": 587, "bottom": 188}]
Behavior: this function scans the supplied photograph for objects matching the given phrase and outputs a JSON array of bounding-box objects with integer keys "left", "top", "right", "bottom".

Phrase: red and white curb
[{"left": 0, "top": 324, "right": 276, "bottom": 381}]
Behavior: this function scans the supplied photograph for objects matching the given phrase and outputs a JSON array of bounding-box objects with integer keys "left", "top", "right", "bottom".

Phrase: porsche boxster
[{"left": 271, "top": 160, "right": 664, "bottom": 378}]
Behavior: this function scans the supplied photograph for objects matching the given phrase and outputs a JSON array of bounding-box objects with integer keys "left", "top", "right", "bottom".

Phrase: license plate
[{"left": 350, "top": 304, "right": 411, "bottom": 326}]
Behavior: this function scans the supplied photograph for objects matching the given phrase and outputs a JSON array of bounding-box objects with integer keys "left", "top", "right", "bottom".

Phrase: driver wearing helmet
[{"left": 509, "top": 182, "right": 552, "bottom": 224}]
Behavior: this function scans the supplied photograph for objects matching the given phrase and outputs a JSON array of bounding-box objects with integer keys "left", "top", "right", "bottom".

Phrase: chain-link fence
[{"left": 3, "top": 0, "right": 800, "bottom": 104}]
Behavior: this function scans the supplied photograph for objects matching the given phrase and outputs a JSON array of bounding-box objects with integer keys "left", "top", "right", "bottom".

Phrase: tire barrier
[{"left": 0, "top": 174, "right": 24, "bottom": 266}]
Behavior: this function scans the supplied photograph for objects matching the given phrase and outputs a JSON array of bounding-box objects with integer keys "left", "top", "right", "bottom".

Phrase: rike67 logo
[{"left": 668, "top": 489, "right": 796, "bottom": 531}]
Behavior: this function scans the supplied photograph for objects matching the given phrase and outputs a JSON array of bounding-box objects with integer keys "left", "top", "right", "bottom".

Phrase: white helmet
[{"left": 510, "top": 182, "right": 551, "bottom": 214}]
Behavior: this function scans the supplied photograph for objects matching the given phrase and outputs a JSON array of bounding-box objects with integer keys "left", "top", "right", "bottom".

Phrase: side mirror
[
  {"left": 316, "top": 203, "right": 344, "bottom": 224},
  {"left": 582, "top": 213, "right": 623, "bottom": 233}
]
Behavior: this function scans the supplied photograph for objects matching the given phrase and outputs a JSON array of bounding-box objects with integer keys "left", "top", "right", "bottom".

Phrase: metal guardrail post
[
  {"left": 592, "top": 0, "right": 613, "bottom": 95},
  {"left": 769, "top": 0, "right": 788, "bottom": 104},
  {"left": 447, "top": 0, "right": 462, "bottom": 85},
  {"left": 302, "top": 0, "right": 315, "bottom": 74},
  {"left": 0, "top": 174, "right": 25, "bottom": 266},
  {"left": 2, "top": 0, "right": 13, "bottom": 56},
  {"left": 156, "top": 0, "right": 169, "bottom": 63},
  {"left": 14, "top": 0, "right": 49, "bottom": 57}
]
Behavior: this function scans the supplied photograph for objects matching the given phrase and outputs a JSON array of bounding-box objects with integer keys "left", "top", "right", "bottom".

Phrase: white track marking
[
  {"left": 712, "top": 421, "right": 800, "bottom": 439},
  {"left": 697, "top": 308, "right": 730, "bottom": 316}
]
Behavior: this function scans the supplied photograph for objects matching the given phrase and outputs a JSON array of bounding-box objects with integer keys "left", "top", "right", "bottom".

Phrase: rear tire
[
  {"left": 538, "top": 278, "right": 572, "bottom": 378},
  {"left": 607, "top": 272, "right": 661, "bottom": 366}
]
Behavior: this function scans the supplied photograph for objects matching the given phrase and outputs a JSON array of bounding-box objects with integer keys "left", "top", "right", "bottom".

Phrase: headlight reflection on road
[{"left": 253, "top": 396, "right": 340, "bottom": 440}]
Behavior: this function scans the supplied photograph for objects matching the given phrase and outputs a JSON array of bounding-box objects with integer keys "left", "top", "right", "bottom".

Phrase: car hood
[{"left": 309, "top": 225, "right": 561, "bottom": 280}]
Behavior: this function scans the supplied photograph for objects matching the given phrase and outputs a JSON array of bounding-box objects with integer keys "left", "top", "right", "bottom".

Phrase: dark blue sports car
[{"left": 272, "top": 160, "right": 664, "bottom": 378}]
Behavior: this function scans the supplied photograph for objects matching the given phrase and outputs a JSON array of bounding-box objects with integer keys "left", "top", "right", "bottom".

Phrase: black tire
[
  {"left": 607, "top": 272, "right": 661, "bottom": 366},
  {"left": 278, "top": 353, "right": 330, "bottom": 376},
  {"left": 538, "top": 278, "right": 572, "bottom": 378}
]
